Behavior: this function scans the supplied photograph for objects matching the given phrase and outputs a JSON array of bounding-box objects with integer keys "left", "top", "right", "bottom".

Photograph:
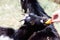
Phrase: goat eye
[{"left": 40, "top": 20, "right": 43, "bottom": 23}]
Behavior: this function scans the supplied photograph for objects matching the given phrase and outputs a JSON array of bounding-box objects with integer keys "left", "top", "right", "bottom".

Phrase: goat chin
[{"left": 0, "top": 35, "right": 14, "bottom": 40}]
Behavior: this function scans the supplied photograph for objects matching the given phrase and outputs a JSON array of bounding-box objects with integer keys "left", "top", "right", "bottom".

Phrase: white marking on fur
[
  {"left": 40, "top": 20, "right": 43, "bottom": 23},
  {"left": 21, "top": 13, "right": 29, "bottom": 25},
  {"left": 0, "top": 35, "right": 14, "bottom": 40}
]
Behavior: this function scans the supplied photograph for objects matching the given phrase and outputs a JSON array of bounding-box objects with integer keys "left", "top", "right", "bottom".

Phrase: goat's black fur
[
  {"left": 14, "top": 20, "right": 46, "bottom": 40},
  {"left": 15, "top": 14, "right": 60, "bottom": 40},
  {"left": 14, "top": 0, "right": 60, "bottom": 40},
  {"left": 21, "top": 0, "right": 50, "bottom": 18},
  {"left": 0, "top": 27, "right": 15, "bottom": 38},
  {"left": 29, "top": 24, "right": 60, "bottom": 40},
  {"left": 21, "top": 0, "right": 27, "bottom": 13}
]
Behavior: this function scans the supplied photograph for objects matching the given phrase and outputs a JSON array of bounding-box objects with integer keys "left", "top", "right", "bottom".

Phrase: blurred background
[{"left": 0, "top": 0, "right": 60, "bottom": 31}]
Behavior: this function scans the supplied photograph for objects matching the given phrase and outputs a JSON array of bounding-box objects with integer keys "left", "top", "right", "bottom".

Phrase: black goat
[
  {"left": 21, "top": 0, "right": 28, "bottom": 13},
  {"left": 14, "top": 13, "right": 47, "bottom": 40},
  {"left": 16, "top": 0, "right": 60, "bottom": 40},
  {"left": 15, "top": 13, "right": 60, "bottom": 40}
]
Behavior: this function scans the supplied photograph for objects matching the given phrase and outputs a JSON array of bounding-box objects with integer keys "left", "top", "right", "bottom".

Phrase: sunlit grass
[{"left": 0, "top": 0, "right": 24, "bottom": 30}]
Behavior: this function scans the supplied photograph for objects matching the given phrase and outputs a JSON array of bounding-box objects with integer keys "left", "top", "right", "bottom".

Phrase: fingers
[
  {"left": 51, "top": 10, "right": 60, "bottom": 23},
  {"left": 52, "top": 13, "right": 58, "bottom": 22}
]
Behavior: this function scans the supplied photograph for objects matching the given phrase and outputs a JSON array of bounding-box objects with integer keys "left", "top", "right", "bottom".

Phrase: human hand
[{"left": 52, "top": 10, "right": 60, "bottom": 23}]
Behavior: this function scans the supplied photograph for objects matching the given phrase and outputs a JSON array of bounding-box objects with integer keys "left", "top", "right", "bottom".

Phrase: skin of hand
[{"left": 51, "top": 10, "right": 60, "bottom": 23}]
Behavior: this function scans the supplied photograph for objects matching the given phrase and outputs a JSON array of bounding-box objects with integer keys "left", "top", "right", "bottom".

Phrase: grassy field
[
  {"left": 0, "top": 0, "right": 24, "bottom": 30},
  {"left": 0, "top": 0, "right": 60, "bottom": 33}
]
